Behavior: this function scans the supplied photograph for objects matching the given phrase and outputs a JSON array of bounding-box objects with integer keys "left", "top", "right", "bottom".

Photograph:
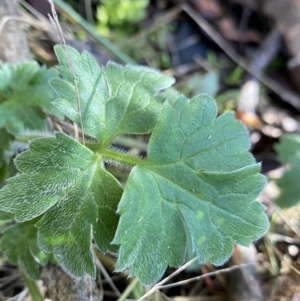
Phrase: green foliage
[
  {"left": 113, "top": 95, "right": 268, "bottom": 284},
  {"left": 0, "top": 61, "right": 63, "bottom": 135},
  {"left": 223, "top": 66, "right": 244, "bottom": 86},
  {"left": 0, "top": 61, "right": 64, "bottom": 183},
  {"left": 186, "top": 71, "right": 219, "bottom": 98},
  {"left": 0, "top": 45, "right": 269, "bottom": 285},
  {"left": 51, "top": 45, "right": 174, "bottom": 146},
  {"left": 275, "top": 134, "right": 300, "bottom": 207},
  {"left": 0, "top": 221, "right": 44, "bottom": 279},
  {"left": 96, "top": 0, "right": 149, "bottom": 36},
  {"left": 0, "top": 61, "right": 64, "bottom": 278},
  {"left": 0, "top": 132, "right": 122, "bottom": 277}
]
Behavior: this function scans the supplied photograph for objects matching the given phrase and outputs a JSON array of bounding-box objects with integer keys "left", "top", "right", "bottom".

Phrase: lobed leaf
[
  {"left": 113, "top": 94, "right": 269, "bottom": 285},
  {"left": 275, "top": 134, "right": 300, "bottom": 207},
  {"left": 0, "top": 222, "right": 42, "bottom": 279},
  {"left": 0, "top": 62, "right": 63, "bottom": 135},
  {"left": 0, "top": 62, "right": 38, "bottom": 95},
  {"left": 0, "top": 102, "right": 46, "bottom": 135},
  {"left": 51, "top": 45, "right": 175, "bottom": 145},
  {"left": 0, "top": 133, "right": 123, "bottom": 277}
]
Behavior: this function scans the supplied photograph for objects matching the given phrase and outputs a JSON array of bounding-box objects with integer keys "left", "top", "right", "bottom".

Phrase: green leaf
[
  {"left": 0, "top": 102, "right": 46, "bottom": 135},
  {"left": 0, "top": 132, "right": 123, "bottom": 277},
  {"left": 51, "top": 45, "right": 175, "bottom": 145},
  {"left": 275, "top": 134, "right": 300, "bottom": 164},
  {"left": 187, "top": 71, "right": 219, "bottom": 98},
  {"left": 0, "top": 222, "right": 42, "bottom": 279},
  {"left": 19, "top": 66, "right": 64, "bottom": 119},
  {"left": 113, "top": 94, "right": 268, "bottom": 285},
  {"left": 0, "top": 61, "right": 38, "bottom": 95},
  {"left": 0, "top": 62, "right": 63, "bottom": 135},
  {"left": 275, "top": 134, "right": 300, "bottom": 207}
]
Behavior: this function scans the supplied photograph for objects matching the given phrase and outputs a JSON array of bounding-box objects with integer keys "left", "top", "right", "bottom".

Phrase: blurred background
[{"left": 2, "top": 0, "right": 300, "bottom": 300}]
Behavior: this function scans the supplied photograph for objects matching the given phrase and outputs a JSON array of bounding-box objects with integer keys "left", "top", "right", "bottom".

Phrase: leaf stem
[
  {"left": 22, "top": 272, "right": 44, "bottom": 301},
  {"left": 102, "top": 148, "right": 144, "bottom": 167}
]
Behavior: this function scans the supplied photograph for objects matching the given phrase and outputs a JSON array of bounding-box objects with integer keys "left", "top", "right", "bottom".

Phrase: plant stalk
[
  {"left": 22, "top": 272, "right": 44, "bottom": 301},
  {"left": 102, "top": 148, "right": 144, "bottom": 167}
]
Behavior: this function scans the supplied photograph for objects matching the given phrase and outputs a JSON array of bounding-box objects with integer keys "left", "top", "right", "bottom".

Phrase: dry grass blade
[
  {"left": 181, "top": 3, "right": 300, "bottom": 111},
  {"left": 268, "top": 239, "right": 300, "bottom": 276},
  {"left": 274, "top": 204, "right": 300, "bottom": 238},
  {"left": 5, "top": 288, "right": 28, "bottom": 301},
  {"left": 48, "top": 0, "right": 85, "bottom": 144},
  {"left": 94, "top": 256, "right": 121, "bottom": 297},
  {"left": 172, "top": 296, "right": 222, "bottom": 301},
  {"left": 136, "top": 258, "right": 253, "bottom": 301},
  {"left": 136, "top": 257, "right": 198, "bottom": 301},
  {"left": 159, "top": 263, "right": 253, "bottom": 289},
  {"left": 0, "top": 15, "right": 31, "bottom": 38}
]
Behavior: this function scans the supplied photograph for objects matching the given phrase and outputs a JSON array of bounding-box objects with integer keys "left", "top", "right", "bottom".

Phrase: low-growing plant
[
  {"left": 0, "top": 61, "right": 63, "bottom": 182},
  {"left": 96, "top": 0, "right": 149, "bottom": 37},
  {"left": 275, "top": 134, "right": 300, "bottom": 208},
  {"left": 0, "top": 45, "right": 269, "bottom": 287}
]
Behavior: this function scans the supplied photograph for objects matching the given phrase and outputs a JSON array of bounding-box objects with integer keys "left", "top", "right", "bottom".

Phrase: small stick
[
  {"left": 181, "top": 3, "right": 300, "bottom": 111},
  {"left": 136, "top": 257, "right": 198, "bottom": 301},
  {"left": 136, "top": 258, "right": 251, "bottom": 301},
  {"left": 159, "top": 263, "right": 253, "bottom": 289}
]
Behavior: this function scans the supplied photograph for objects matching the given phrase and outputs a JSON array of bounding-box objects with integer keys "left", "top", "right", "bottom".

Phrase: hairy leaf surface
[
  {"left": 0, "top": 222, "right": 42, "bottom": 279},
  {"left": 114, "top": 94, "right": 268, "bottom": 284},
  {"left": 0, "top": 62, "right": 63, "bottom": 135},
  {"left": 51, "top": 45, "right": 175, "bottom": 145},
  {"left": 275, "top": 134, "right": 300, "bottom": 207},
  {"left": 0, "top": 133, "right": 123, "bottom": 277}
]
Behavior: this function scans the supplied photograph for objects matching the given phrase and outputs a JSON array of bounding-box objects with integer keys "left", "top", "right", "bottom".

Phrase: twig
[
  {"left": 19, "top": 0, "right": 46, "bottom": 21},
  {"left": 274, "top": 204, "right": 300, "bottom": 238},
  {"left": 136, "top": 257, "right": 198, "bottom": 301},
  {"left": 96, "top": 261, "right": 104, "bottom": 301},
  {"left": 181, "top": 3, "right": 300, "bottom": 110},
  {"left": 6, "top": 288, "right": 28, "bottom": 301},
  {"left": 73, "top": 122, "right": 79, "bottom": 141},
  {"left": 137, "top": 258, "right": 252, "bottom": 301},
  {"left": 248, "top": 28, "right": 281, "bottom": 78},
  {"left": 159, "top": 263, "right": 253, "bottom": 289},
  {"left": 268, "top": 233, "right": 300, "bottom": 246},
  {"left": 238, "top": 28, "right": 281, "bottom": 114},
  {"left": 94, "top": 256, "right": 121, "bottom": 296},
  {"left": 88, "top": 276, "right": 93, "bottom": 301},
  {"left": 268, "top": 238, "right": 300, "bottom": 276},
  {"left": 16, "top": 288, "right": 28, "bottom": 301}
]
